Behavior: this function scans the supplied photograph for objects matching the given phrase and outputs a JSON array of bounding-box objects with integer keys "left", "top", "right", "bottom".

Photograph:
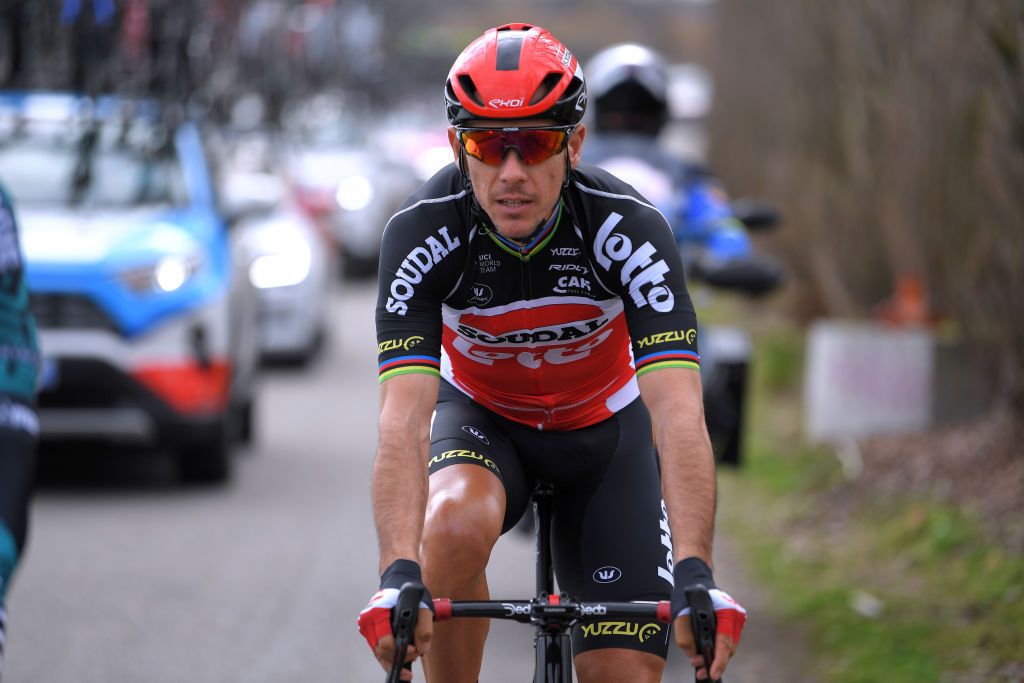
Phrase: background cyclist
[
  {"left": 358, "top": 24, "right": 746, "bottom": 682},
  {"left": 583, "top": 42, "right": 756, "bottom": 279},
  {"left": 0, "top": 183, "right": 39, "bottom": 678}
]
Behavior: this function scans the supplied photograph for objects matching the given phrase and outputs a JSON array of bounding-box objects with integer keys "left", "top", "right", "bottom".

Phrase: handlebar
[
  {"left": 433, "top": 594, "right": 673, "bottom": 625},
  {"left": 387, "top": 585, "right": 720, "bottom": 682}
]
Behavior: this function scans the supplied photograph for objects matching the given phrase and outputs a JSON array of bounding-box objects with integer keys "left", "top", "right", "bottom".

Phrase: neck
[{"left": 510, "top": 202, "right": 560, "bottom": 245}]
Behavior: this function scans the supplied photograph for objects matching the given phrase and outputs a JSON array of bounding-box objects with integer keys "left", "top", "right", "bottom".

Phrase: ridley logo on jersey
[
  {"left": 549, "top": 263, "right": 588, "bottom": 273},
  {"left": 593, "top": 212, "right": 674, "bottom": 313},
  {"left": 386, "top": 227, "right": 461, "bottom": 316}
]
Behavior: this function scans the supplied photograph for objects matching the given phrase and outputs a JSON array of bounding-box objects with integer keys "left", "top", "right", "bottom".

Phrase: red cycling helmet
[{"left": 445, "top": 23, "right": 587, "bottom": 127}]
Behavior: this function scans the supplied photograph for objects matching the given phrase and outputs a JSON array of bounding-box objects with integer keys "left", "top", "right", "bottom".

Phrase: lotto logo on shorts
[
  {"left": 580, "top": 622, "right": 662, "bottom": 643},
  {"left": 430, "top": 449, "right": 500, "bottom": 475}
]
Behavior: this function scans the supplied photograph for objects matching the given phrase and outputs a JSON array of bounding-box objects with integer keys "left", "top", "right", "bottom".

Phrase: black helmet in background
[{"left": 587, "top": 43, "right": 670, "bottom": 136}]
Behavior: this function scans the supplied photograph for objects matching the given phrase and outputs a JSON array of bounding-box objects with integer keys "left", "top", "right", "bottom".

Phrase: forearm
[
  {"left": 371, "top": 375, "right": 437, "bottom": 573},
  {"left": 656, "top": 414, "right": 716, "bottom": 565},
  {"left": 372, "top": 419, "right": 430, "bottom": 572},
  {"left": 639, "top": 369, "right": 717, "bottom": 566}
]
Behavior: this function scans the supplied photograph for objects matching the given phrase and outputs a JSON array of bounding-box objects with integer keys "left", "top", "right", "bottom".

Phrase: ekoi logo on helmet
[{"left": 488, "top": 98, "right": 525, "bottom": 108}]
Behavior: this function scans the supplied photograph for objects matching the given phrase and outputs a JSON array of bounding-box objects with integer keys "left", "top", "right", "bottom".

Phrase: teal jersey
[{"left": 0, "top": 185, "right": 39, "bottom": 402}]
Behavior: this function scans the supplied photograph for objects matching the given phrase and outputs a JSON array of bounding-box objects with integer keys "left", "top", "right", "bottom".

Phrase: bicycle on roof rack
[{"left": 386, "top": 482, "right": 721, "bottom": 683}]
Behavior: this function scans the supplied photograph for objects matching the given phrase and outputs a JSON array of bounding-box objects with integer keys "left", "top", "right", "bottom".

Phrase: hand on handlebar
[
  {"left": 357, "top": 560, "right": 435, "bottom": 681},
  {"left": 671, "top": 558, "right": 747, "bottom": 682}
]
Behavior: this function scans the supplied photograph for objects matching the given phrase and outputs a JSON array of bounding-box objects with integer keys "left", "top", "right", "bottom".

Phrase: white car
[{"left": 219, "top": 135, "right": 335, "bottom": 363}]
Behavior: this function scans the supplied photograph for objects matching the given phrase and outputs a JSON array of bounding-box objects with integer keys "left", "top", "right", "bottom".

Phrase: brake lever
[
  {"left": 684, "top": 584, "right": 721, "bottom": 683},
  {"left": 386, "top": 581, "right": 425, "bottom": 683}
]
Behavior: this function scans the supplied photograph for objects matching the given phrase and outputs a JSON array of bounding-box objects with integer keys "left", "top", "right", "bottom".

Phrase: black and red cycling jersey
[{"left": 374, "top": 162, "right": 700, "bottom": 431}]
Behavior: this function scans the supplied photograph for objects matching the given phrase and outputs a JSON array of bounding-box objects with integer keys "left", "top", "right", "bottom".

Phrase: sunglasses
[{"left": 457, "top": 125, "right": 574, "bottom": 166}]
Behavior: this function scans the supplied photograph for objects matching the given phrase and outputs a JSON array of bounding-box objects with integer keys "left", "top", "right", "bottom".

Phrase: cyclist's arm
[
  {"left": 373, "top": 372, "right": 439, "bottom": 570},
  {"left": 637, "top": 368, "right": 715, "bottom": 564}
]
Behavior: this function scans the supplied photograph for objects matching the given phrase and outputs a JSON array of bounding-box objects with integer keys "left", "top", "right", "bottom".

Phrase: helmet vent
[
  {"left": 456, "top": 75, "right": 486, "bottom": 107},
  {"left": 495, "top": 32, "right": 524, "bottom": 71},
  {"left": 530, "top": 72, "right": 563, "bottom": 105}
]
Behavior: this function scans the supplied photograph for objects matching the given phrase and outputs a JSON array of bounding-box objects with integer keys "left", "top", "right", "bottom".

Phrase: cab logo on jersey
[
  {"left": 593, "top": 212, "right": 674, "bottom": 313},
  {"left": 468, "top": 283, "right": 493, "bottom": 306},
  {"left": 553, "top": 275, "right": 592, "bottom": 296},
  {"left": 377, "top": 336, "right": 424, "bottom": 354},
  {"left": 456, "top": 317, "right": 608, "bottom": 345},
  {"left": 386, "top": 227, "right": 462, "bottom": 316},
  {"left": 593, "top": 566, "right": 622, "bottom": 583},
  {"left": 580, "top": 622, "right": 663, "bottom": 643},
  {"left": 635, "top": 329, "right": 697, "bottom": 349},
  {"left": 429, "top": 449, "right": 500, "bottom": 475}
]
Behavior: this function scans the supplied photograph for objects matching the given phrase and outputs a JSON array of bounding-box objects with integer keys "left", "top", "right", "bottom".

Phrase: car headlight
[
  {"left": 118, "top": 253, "right": 204, "bottom": 294},
  {"left": 248, "top": 242, "right": 312, "bottom": 289},
  {"left": 335, "top": 175, "right": 374, "bottom": 212}
]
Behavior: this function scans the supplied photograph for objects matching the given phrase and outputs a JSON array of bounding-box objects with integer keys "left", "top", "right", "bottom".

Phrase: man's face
[{"left": 448, "top": 120, "right": 586, "bottom": 240}]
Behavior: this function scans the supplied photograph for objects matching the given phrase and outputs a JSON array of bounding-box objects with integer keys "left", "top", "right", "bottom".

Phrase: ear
[
  {"left": 568, "top": 124, "right": 587, "bottom": 168},
  {"left": 448, "top": 128, "right": 461, "bottom": 168}
]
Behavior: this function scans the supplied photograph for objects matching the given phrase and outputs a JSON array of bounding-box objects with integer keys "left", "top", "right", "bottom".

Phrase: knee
[
  {"left": 574, "top": 648, "right": 664, "bottom": 683},
  {"left": 422, "top": 481, "right": 503, "bottom": 578}
]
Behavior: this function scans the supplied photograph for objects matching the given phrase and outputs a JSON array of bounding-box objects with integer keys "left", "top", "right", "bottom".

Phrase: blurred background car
[
  {"left": 0, "top": 91, "right": 260, "bottom": 483},
  {"left": 280, "top": 91, "right": 421, "bottom": 278},
  {"left": 216, "top": 124, "right": 335, "bottom": 364}
]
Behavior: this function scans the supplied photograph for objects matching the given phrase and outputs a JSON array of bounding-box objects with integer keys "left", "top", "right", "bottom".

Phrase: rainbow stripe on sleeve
[
  {"left": 635, "top": 350, "right": 701, "bottom": 376},
  {"left": 378, "top": 355, "right": 442, "bottom": 382}
]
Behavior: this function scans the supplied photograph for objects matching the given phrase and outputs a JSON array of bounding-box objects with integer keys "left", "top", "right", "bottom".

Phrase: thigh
[
  {"left": 550, "top": 399, "right": 673, "bottom": 658},
  {"left": 429, "top": 386, "right": 531, "bottom": 534}
]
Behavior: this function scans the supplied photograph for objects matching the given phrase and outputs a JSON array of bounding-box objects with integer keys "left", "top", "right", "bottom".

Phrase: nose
[{"left": 497, "top": 148, "right": 529, "bottom": 181}]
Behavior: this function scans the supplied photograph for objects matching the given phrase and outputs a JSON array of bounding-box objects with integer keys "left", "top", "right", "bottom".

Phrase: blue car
[{"left": 0, "top": 92, "right": 260, "bottom": 482}]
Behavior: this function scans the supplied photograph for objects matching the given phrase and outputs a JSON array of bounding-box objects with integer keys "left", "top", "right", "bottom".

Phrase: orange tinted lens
[{"left": 460, "top": 129, "right": 567, "bottom": 166}]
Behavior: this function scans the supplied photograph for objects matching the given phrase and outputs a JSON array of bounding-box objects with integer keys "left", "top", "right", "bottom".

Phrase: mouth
[{"left": 496, "top": 198, "right": 532, "bottom": 209}]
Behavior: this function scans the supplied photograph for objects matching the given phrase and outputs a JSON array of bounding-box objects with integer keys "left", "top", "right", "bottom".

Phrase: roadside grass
[{"left": 717, "top": 324, "right": 1024, "bottom": 683}]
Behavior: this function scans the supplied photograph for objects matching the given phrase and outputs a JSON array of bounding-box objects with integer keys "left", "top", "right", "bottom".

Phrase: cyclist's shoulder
[
  {"left": 392, "top": 164, "right": 468, "bottom": 213},
  {"left": 570, "top": 163, "right": 670, "bottom": 228},
  {"left": 382, "top": 164, "right": 473, "bottom": 247}
]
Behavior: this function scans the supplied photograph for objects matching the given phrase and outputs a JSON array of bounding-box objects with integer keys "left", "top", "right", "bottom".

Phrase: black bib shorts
[{"left": 428, "top": 381, "right": 675, "bottom": 659}]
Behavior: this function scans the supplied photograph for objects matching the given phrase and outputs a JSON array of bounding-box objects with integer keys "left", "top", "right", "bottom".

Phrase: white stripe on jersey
[
  {"left": 381, "top": 189, "right": 469, "bottom": 240},
  {"left": 573, "top": 180, "right": 674, "bottom": 234}
]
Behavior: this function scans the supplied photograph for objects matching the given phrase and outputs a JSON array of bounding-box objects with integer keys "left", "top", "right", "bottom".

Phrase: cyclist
[
  {"left": 0, "top": 183, "right": 39, "bottom": 677},
  {"left": 358, "top": 24, "right": 746, "bottom": 682},
  {"left": 583, "top": 43, "right": 755, "bottom": 278}
]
